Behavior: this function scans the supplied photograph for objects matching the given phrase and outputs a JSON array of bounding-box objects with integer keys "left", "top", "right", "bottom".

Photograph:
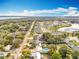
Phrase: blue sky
[{"left": 0, "top": 0, "right": 79, "bottom": 16}]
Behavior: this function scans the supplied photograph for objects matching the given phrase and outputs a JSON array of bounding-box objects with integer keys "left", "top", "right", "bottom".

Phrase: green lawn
[
  {"left": 48, "top": 24, "right": 71, "bottom": 32},
  {"left": 70, "top": 41, "right": 79, "bottom": 46}
]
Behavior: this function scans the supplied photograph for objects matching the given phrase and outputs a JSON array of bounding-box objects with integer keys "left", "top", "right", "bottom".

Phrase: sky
[{"left": 0, "top": 0, "right": 79, "bottom": 16}]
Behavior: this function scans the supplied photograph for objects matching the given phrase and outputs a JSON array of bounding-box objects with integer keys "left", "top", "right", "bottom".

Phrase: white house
[
  {"left": 4, "top": 45, "right": 12, "bottom": 51},
  {"left": 31, "top": 51, "right": 41, "bottom": 59},
  {"left": 0, "top": 52, "right": 8, "bottom": 57}
]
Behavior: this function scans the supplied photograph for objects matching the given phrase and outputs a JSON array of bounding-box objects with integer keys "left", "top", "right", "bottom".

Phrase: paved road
[
  {"left": 64, "top": 39, "right": 79, "bottom": 51},
  {"left": 33, "top": 22, "right": 50, "bottom": 59},
  {"left": 14, "top": 21, "right": 36, "bottom": 59}
]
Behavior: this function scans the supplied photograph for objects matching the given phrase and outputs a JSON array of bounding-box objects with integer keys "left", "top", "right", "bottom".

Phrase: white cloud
[
  {"left": 0, "top": 11, "right": 35, "bottom": 16},
  {"left": 69, "top": 7, "right": 77, "bottom": 10},
  {"left": 0, "top": 7, "right": 79, "bottom": 16}
]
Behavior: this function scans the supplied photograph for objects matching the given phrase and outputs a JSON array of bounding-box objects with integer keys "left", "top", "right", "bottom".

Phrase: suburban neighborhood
[{"left": 0, "top": 17, "right": 78, "bottom": 59}]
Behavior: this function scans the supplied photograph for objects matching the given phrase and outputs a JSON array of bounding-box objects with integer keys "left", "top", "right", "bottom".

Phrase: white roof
[
  {"left": 4, "top": 45, "right": 12, "bottom": 51},
  {"left": 31, "top": 51, "right": 41, "bottom": 59},
  {"left": 0, "top": 52, "right": 8, "bottom": 56}
]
